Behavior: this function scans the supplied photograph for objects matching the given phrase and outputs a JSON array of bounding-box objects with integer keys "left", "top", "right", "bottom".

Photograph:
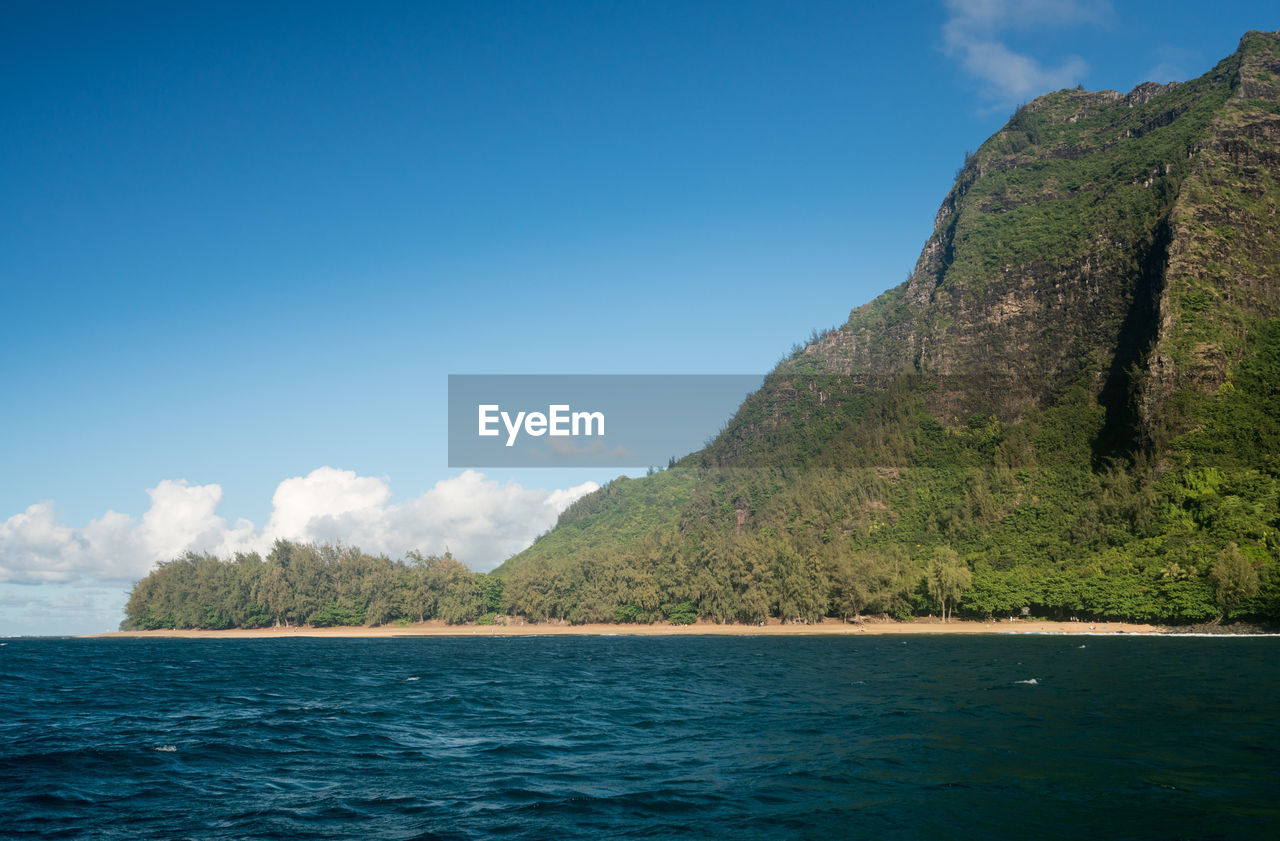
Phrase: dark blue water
[{"left": 1, "top": 636, "right": 1277, "bottom": 840}]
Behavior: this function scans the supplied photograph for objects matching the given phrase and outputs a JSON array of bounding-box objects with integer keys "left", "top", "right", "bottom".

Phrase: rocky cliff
[
  {"left": 496, "top": 33, "right": 1280, "bottom": 626},
  {"left": 715, "top": 31, "right": 1280, "bottom": 465}
]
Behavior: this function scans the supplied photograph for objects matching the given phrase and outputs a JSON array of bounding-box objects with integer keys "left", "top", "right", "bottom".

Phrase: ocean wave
[{"left": 0, "top": 636, "right": 1276, "bottom": 839}]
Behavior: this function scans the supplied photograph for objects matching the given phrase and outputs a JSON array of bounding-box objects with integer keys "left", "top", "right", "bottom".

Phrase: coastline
[{"left": 89, "top": 617, "right": 1173, "bottom": 639}]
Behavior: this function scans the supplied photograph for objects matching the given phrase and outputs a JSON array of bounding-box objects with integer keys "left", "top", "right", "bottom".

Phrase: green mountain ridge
[
  {"left": 120, "top": 33, "right": 1280, "bottom": 631},
  {"left": 494, "top": 32, "right": 1280, "bottom": 625}
]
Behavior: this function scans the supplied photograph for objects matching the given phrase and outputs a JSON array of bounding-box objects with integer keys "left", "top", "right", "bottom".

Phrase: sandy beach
[{"left": 92, "top": 617, "right": 1168, "bottom": 639}]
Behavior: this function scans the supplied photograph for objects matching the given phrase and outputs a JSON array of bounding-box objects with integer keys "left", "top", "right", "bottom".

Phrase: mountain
[{"left": 495, "top": 32, "right": 1280, "bottom": 626}]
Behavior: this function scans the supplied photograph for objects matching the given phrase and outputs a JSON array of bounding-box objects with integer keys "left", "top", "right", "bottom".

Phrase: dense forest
[
  {"left": 123, "top": 542, "right": 504, "bottom": 630},
  {"left": 123, "top": 34, "right": 1280, "bottom": 630},
  {"left": 491, "top": 326, "right": 1279, "bottom": 626}
]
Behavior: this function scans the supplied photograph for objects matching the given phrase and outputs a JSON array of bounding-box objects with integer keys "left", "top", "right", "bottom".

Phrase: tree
[
  {"left": 255, "top": 555, "right": 293, "bottom": 627},
  {"left": 772, "top": 543, "right": 827, "bottom": 624},
  {"left": 926, "top": 545, "right": 972, "bottom": 622},
  {"left": 1209, "top": 542, "right": 1259, "bottom": 622},
  {"left": 830, "top": 553, "right": 872, "bottom": 621},
  {"left": 476, "top": 573, "right": 504, "bottom": 615}
]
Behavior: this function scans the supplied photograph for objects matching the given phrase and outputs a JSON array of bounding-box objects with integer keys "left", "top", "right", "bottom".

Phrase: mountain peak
[
  {"left": 1234, "top": 30, "right": 1280, "bottom": 103},
  {"left": 493, "top": 34, "right": 1280, "bottom": 628},
  {"left": 1238, "top": 29, "right": 1280, "bottom": 54}
]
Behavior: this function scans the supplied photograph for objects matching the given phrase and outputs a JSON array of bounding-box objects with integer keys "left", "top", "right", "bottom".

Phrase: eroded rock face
[
  {"left": 497, "top": 34, "right": 1280, "bottom": 628},
  {"left": 730, "top": 30, "right": 1280, "bottom": 461}
]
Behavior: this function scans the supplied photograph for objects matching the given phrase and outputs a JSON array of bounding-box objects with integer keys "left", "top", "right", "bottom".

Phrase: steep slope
[{"left": 497, "top": 33, "right": 1280, "bottom": 625}]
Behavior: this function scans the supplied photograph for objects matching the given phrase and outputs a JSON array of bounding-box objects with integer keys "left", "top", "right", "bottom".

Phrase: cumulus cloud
[
  {"left": 267, "top": 468, "right": 599, "bottom": 571},
  {"left": 0, "top": 468, "right": 598, "bottom": 587},
  {"left": 264, "top": 467, "right": 393, "bottom": 542},
  {"left": 0, "top": 480, "right": 253, "bottom": 585},
  {"left": 942, "top": 0, "right": 1111, "bottom": 103}
]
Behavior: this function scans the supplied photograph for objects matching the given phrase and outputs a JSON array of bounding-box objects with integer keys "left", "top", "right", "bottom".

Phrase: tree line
[
  {"left": 121, "top": 525, "right": 1267, "bottom": 631},
  {"left": 123, "top": 328, "right": 1279, "bottom": 631},
  {"left": 494, "top": 331, "right": 1280, "bottom": 627},
  {"left": 122, "top": 541, "right": 502, "bottom": 630}
]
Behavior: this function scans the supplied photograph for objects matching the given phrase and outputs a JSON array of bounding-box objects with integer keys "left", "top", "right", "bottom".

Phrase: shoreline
[{"left": 88, "top": 617, "right": 1181, "bottom": 639}]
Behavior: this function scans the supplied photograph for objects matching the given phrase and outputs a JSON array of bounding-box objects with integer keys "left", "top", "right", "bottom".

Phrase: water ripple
[{"left": 1, "top": 636, "right": 1278, "bottom": 839}]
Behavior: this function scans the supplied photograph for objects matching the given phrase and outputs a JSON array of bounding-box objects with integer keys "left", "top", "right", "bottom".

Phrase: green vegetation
[
  {"left": 926, "top": 546, "right": 971, "bottom": 622},
  {"left": 121, "top": 33, "right": 1280, "bottom": 630},
  {"left": 122, "top": 541, "right": 502, "bottom": 630},
  {"left": 489, "top": 32, "right": 1280, "bottom": 627},
  {"left": 1211, "top": 543, "right": 1261, "bottom": 620}
]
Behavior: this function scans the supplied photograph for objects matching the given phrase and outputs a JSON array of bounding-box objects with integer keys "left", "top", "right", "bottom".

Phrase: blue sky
[{"left": 2, "top": 1, "right": 1275, "bottom": 634}]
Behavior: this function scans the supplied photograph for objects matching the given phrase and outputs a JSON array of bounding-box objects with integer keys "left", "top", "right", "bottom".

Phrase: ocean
[{"left": 1, "top": 635, "right": 1276, "bottom": 840}]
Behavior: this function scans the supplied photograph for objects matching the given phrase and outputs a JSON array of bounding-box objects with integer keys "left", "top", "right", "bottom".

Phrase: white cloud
[
  {"left": 942, "top": 0, "right": 1111, "bottom": 103},
  {"left": 264, "top": 467, "right": 392, "bottom": 543},
  {"left": 0, "top": 480, "right": 266, "bottom": 587},
  {"left": 0, "top": 468, "right": 599, "bottom": 592},
  {"left": 268, "top": 468, "right": 599, "bottom": 572},
  {"left": 0, "top": 502, "right": 90, "bottom": 584},
  {"left": 140, "top": 480, "right": 259, "bottom": 563}
]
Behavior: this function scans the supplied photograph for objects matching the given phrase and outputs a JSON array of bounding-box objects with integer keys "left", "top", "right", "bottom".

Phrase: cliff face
[
  {"left": 717, "top": 31, "right": 1280, "bottom": 465},
  {"left": 1145, "top": 32, "right": 1280, "bottom": 440},
  {"left": 496, "top": 34, "right": 1280, "bottom": 626}
]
